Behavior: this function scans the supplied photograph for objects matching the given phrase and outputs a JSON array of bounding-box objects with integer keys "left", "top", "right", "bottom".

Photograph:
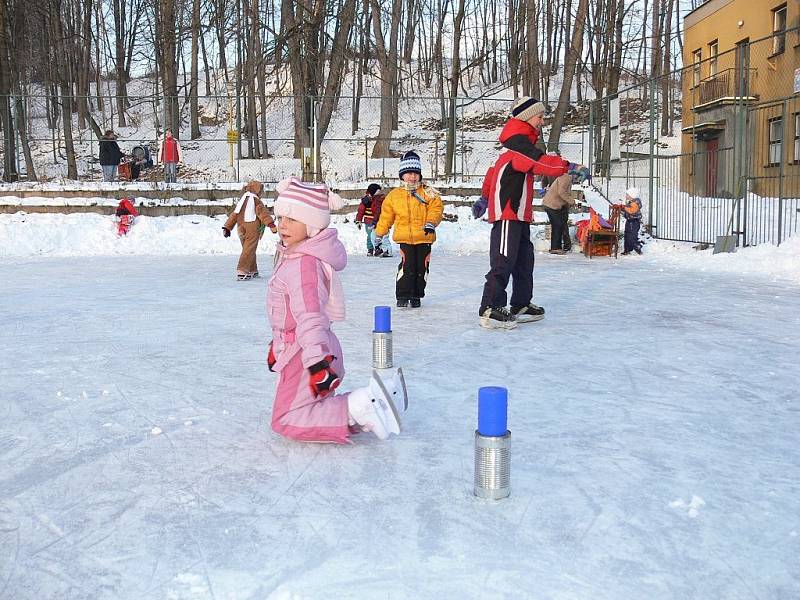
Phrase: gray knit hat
[{"left": 511, "top": 97, "right": 546, "bottom": 121}]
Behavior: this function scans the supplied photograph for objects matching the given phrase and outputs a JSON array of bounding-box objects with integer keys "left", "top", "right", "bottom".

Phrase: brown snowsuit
[{"left": 224, "top": 182, "right": 276, "bottom": 276}]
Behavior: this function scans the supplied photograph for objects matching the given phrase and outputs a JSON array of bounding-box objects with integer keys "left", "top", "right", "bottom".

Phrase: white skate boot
[{"left": 347, "top": 369, "right": 405, "bottom": 440}]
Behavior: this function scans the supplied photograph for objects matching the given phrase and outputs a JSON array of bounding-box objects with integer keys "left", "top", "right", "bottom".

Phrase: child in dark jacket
[
  {"left": 355, "top": 183, "right": 384, "bottom": 256},
  {"left": 619, "top": 187, "right": 643, "bottom": 255}
]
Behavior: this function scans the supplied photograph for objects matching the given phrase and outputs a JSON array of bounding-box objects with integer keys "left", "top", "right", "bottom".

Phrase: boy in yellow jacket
[{"left": 374, "top": 150, "right": 444, "bottom": 308}]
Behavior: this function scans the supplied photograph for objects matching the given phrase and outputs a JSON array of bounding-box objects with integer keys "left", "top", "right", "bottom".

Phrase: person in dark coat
[{"left": 99, "top": 130, "right": 123, "bottom": 182}]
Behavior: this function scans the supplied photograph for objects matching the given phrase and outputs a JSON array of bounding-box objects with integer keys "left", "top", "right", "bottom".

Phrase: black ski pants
[
  {"left": 479, "top": 220, "right": 534, "bottom": 313},
  {"left": 396, "top": 243, "right": 432, "bottom": 300}
]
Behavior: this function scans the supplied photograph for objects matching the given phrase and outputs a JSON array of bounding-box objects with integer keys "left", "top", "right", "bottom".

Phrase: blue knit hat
[{"left": 399, "top": 150, "right": 422, "bottom": 178}]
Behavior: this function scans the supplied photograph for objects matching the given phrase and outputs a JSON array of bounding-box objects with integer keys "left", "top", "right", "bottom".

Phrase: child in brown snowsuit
[{"left": 222, "top": 180, "right": 277, "bottom": 280}]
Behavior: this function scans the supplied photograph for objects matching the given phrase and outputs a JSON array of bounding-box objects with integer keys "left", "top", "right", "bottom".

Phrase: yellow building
[{"left": 682, "top": 0, "right": 799, "bottom": 197}]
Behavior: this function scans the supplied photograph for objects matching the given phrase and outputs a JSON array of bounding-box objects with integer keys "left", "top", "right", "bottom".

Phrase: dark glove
[
  {"left": 568, "top": 162, "right": 591, "bottom": 184},
  {"left": 308, "top": 355, "right": 340, "bottom": 398},
  {"left": 423, "top": 223, "right": 435, "bottom": 236},
  {"left": 222, "top": 227, "right": 231, "bottom": 238},
  {"left": 471, "top": 196, "right": 488, "bottom": 219},
  {"left": 356, "top": 222, "right": 362, "bottom": 230},
  {"left": 269, "top": 223, "right": 278, "bottom": 234},
  {"left": 267, "top": 342, "right": 276, "bottom": 372}
]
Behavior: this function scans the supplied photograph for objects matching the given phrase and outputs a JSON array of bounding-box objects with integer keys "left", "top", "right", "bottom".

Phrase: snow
[{"left": 1, "top": 201, "right": 799, "bottom": 598}]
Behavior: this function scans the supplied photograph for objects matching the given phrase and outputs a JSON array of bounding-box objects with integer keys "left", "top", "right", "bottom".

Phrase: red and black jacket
[
  {"left": 355, "top": 194, "right": 383, "bottom": 226},
  {"left": 482, "top": 149, "right": 569, "bottom": 223}
]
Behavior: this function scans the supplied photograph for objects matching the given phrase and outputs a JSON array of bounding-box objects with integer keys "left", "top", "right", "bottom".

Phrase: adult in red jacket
[
  {"left": 157, "top": 128, "right": 182, "bottom": 183},
  {"left": 478, "top": 97, "right": 569, "bottom": 330}
]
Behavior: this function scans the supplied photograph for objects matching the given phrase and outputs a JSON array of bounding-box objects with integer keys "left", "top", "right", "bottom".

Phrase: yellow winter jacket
[{"left": 375, "top": 184, "right": 444, "bottom": 244}]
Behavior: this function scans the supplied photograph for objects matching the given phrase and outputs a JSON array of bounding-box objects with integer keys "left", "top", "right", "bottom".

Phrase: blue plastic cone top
[
  {"left": 373, "top": 305, "right": 392, "bottom": 333},
  {"left": 478, "top": 386, "right": 508, "bottom": 437}
]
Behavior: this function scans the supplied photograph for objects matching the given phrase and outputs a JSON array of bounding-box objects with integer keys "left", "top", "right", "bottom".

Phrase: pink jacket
[{"left": 267, "top": 228, "right": 348, "bottom": 372}]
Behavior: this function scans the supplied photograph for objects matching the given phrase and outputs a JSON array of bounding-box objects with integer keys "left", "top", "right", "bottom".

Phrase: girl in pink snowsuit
[{"left": 267, "top": 177, "right": 404, "bottom": 443}]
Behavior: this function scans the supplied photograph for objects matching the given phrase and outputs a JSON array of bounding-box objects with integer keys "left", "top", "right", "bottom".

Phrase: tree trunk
[
  {"left": 370, "top": 0, "right": 401, "bottom": 158},
  {"left": 158, "top": 0, "right": 179, "bottom": 136},
  {"left": 0, "top": 0, "right": 18, "bottom": 181},
  {"left": 444, "top": 0, "right": 465, "bottom": 178},
  {"left": 316, "top": 0, "right": 356, "bottom": 141},
  {"left": 548, "top": 0, "right": 588, "bottom": 151},
  {"left": 189, "top": 0, "right": 201, "bottom": 139},
  {"left": 50, "top": 0, "right": 78, "bottom": 179}
]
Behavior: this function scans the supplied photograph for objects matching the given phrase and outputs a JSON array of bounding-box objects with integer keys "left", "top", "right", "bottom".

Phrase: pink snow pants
[{"left": 270, "top": 336, "right": 351, "bottom": 444}]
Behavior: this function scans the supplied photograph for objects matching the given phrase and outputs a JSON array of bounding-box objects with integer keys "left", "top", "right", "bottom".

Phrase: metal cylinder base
[
  {"left": 474, "top": 430, "right": 511, "bottom": 500},
  {"left": 372, "top": 332, "right": 393, "bottom": 369}
]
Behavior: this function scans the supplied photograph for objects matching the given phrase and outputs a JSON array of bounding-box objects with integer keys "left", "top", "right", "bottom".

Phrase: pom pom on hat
[
  {"left": 512, "top": 96, "right": 546, "bottom": 121},
  {"left": 399, "top": 150, "right": 422, "bottom": 178},
  {"left": 626, "top": 187, "right": 641, "bottom": 199},
  {"left": 274, "top": 176, "right": 342, "bottom": 233}
]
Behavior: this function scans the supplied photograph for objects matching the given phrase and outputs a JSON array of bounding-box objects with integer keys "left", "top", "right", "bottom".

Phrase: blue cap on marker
[
  {"left": 373, "top": 306, "right": 391, "bottom": 333},
  {"left": 478, "top": 386, "right": 508, "bottom": 437}
]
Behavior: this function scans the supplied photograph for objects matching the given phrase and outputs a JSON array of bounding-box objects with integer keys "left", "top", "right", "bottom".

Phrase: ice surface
[{"left": 1, "top": 249, "right": 798, "bottom": 599}]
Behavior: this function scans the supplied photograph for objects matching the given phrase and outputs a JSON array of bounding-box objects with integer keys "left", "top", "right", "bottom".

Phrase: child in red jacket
[{"left": 354, "top": 183, "right": 384, "bottom": 256}]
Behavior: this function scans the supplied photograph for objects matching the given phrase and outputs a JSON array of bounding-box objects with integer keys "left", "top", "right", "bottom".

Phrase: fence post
[
  {"left": 778, "top": 99, "right": 787, "bottom": 246},
  {"left": 364, "top": 138, "right": 368, "bottom": 182},
  {"left": 588, "top": 102, "right": 594, "bottom": 177},
  {"left": 459, "top": 100, "right": 465, "bottom": 183},
  {"left": 434, "top": 135, "right": 439, "bottom": 181},
  {"left": 648, "top": 78, "right": 656, "bottom": 232}
]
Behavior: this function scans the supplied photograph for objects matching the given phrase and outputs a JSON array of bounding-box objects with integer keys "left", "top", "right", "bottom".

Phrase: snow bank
[{"left": 2, "top": 197, "right": 798, "bottom": 285}]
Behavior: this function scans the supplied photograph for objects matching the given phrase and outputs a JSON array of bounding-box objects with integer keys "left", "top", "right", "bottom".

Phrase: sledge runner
[{"left": 267, "top": 177, "right": 407, "bottom": 443}]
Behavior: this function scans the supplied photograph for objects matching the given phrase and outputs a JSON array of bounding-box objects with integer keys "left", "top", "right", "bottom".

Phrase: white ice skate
[{"left": 347, "top": 369, "right": 406, "bottom": 440}]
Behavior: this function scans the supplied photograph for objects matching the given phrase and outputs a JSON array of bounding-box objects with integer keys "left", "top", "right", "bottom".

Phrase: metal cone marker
[
  {"left": 474, "top": 386, "right": 511, "bottom": 500},
  {"left": 372, "top": 305, "right": 393, "bottom": 369}
]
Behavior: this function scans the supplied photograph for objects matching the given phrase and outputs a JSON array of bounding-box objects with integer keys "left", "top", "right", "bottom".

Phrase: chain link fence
[
  {"left": 0, "top": 90, "right": 596, "bottom": 187},
  {"left": 584, "top": 28, "right": 800, "bottom": 247}
]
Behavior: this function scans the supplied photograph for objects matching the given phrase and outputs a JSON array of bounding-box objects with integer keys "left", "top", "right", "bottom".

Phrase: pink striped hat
[{"left": 274, "top": 177, "right": 344, "bottom": 233}]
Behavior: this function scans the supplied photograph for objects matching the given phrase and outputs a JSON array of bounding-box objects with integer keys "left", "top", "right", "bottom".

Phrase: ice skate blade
[
  {"left": 371, "top": 369, "right": 402, "bottom": 434},
  {"left": 479, "top": 317, "right": 517, "bottom": 330},
  {"left": 514, "top": 314, "right": 544, "bottom": 323}
]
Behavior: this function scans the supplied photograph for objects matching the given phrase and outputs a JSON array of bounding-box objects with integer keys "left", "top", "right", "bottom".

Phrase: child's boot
[{"left": 347, "top": 370, "right": 403, "bottom": 440}]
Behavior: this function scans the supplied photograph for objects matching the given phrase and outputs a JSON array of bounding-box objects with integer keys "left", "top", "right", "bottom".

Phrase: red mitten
[
  {"left": 267, "top": 342, "right": 277, "bottom": 372},
  {"left": 308, "top": 355, "right": 340, "bottom": 398}
]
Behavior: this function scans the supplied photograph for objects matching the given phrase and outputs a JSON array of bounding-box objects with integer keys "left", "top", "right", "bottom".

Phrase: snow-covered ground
[{"left": 1, "top": 208, "right": 799, "bottom": 599}]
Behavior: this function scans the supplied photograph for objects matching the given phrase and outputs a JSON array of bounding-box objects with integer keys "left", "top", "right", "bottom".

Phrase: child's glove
[
  {"left": 308, "top": 355, "right": 340, "bottom": 398},
  {"left": 269, "top": 223, "right": 278, "bottom": 234},
  {"left": 267, "top": 342, "right": 276, "bottom": 372},
  {"left": 356, "top": 222, "right": 362, "bottom": 230},
  {"left": 471, "top": 196, "right": 488, "bottom": 219},
  {"left": 222, "top": 227, "right": 231, "bottom": 238},
  {"left": 423, "top": 223, "right": 435, "bottom": 235}
]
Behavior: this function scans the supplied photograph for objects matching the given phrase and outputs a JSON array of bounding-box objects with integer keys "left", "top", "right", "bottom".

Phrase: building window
[
  {"left": 794, "top": 114, "right": 800, "bottom": 162},
  {"left": 768, "top": 117, "right": 783, "bottom": 166},
  {"left": 709, "top": 41, "right": 718, "bottom": 77},
  {"left": 692, "top": 49, "right": 702, "bottom": 87},
  {"left": 772, "top": 4, "right": 787, "bottom": 55}
]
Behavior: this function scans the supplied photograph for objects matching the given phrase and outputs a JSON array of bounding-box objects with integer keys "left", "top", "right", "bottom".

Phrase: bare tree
[
  {"left": 548, "top": 0, "right": 588, "bottom": 150},
  {"left": 370, "top": 0, "right": 401, "bottom": 158}
]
